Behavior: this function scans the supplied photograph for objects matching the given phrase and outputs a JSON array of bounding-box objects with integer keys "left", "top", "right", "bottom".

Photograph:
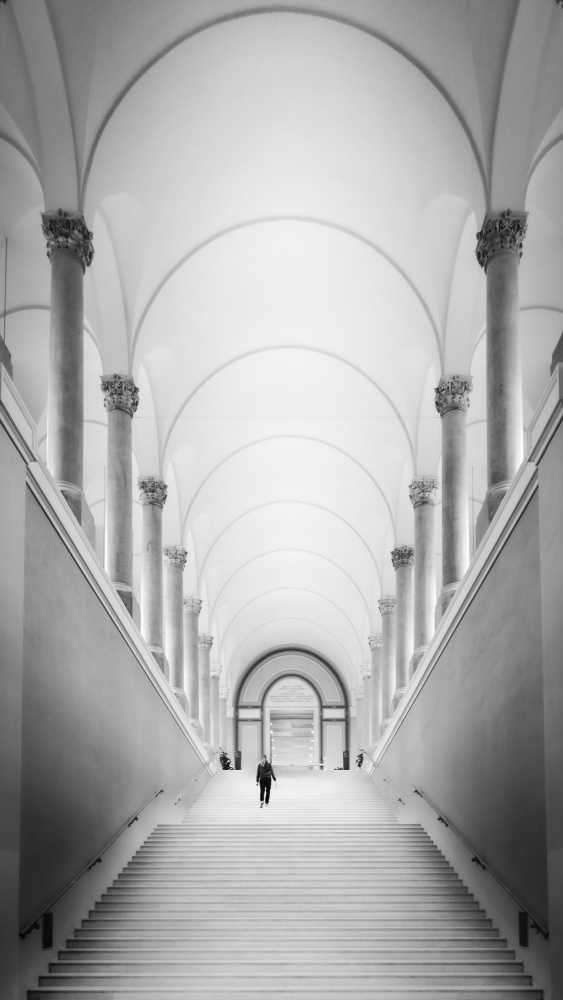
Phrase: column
[
  {"left": 138, "top": 476, "right": 167, "bottom": 673},
  {"left": 210, "top": 662, "right": 222, "bottom": 751},
  {"left": 353, "top": 686, "right": 363, "bottom": 754},
  {"left": 391, "top": 545, "right": 414, "bottom": 706},
  {"left": 368, "top": 633, "right": 382, "bottom": 744},
  {"left": 360, "top": 662, "right": 371, "bottom": 750},
  {"left": 476, "top": 210, "right": 527, "bottom": 527},
  {"left": 101, "top": 374, "right": 139, "bottom": 614},
  {"left": 163, "top": 545, "right": 187, "bottom": 708},
  {"left": 220, "top": 685, "right": 230, "bottom": 754},
  {"left": 435, "top": 377, "right": 472, "bottom": 615},
  {"left": 378, "top": 596, "right": 397, "bottom": 736},
  {"left": 409, "top": 476, "right": 438, "bottom": 672},
  {"left": 41, "top": 210, "right": 94, "bottom": 524},
  {"left": 198, "top": 633, "right": 213, "bottom": 748},
  {"left": 183, "top": 596, "right": 203, "bottom": 738}
]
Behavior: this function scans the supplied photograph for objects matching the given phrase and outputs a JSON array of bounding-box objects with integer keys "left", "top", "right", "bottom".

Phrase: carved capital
[
  {"left": 368, "top": 633, "right": 382, "bottom": 650},
  {"left": 163, "top": 545, "right": 187, "bottom": 569},
  {"left": 360, "top": 662, "right": 371, "bottom": 679},
  {"left": 138, "top": 476, "right": 167, "bottom": 507},
  {"left": 409, "top": 476, "right": 438, "bottom": 508},
  {"left": 198, "top": 633, "right": 213, "bottom": 650},
  {"left": 220, "top": 685, "right": 230, "bottom": 700},
  {"left": 210, "top": 662, "right": 222, "bottom": 679},
  {"left": 184, "top": 595, "right": 202, "bottom": 616},
  {"left": 354, "top": 685, "right": 363, "bottom": 700},
  {"left": 41, "top": 209, "right": 94, "bottom": 271},
  {"left": 475, "top": 209, "right": 527, "bottom": 271},
  {"left": 101, "top": 374, "right": 139, "bottom": 416},
  {"left": 391, "top": 545, "right": 414, "bottom": 569},
  {"left": 378, "top": 595, "right": 396, "bottom": 616},
  {"left": 435, "top": 375, "right": 472, "bottom": 416}
]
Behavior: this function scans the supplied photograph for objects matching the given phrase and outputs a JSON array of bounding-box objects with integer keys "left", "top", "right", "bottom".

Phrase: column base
[
  {"left": 189, "top": 718, "right": 204, "bottom": 741},
  {"left": 149, "top": 645, "right": 168, "bottom": 679},
  {"left": 172, "top": 688, "right": 188, "bottom": 713},
  {"left": 410, "top": 645, "right": 428, "bottom": 676},
  {"left": 114, "top": 583, "right": 134, "bottom": 617},
  {"left": 392, "top": 688, "right": 406, "bottom": 711},
  {"left": 437, "top": 581, "right": 460, "bottom": 619},
  {"left": 476, "top": 480, "right": 513, "bottom": 545},
  {"left": 57, "top": 480, "right": 84, "bottom": 526},
  {"left": 379, "top": 718, "right": 390, "bottom": 738}
]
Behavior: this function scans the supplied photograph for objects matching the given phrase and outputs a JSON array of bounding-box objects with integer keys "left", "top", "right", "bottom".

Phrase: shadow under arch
[{"left": 233, "top": 644, "right": 350, "bottom": 769}]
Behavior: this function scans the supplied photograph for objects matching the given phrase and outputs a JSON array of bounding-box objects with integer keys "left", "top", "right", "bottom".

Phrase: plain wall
[
  {"left": 378, "top": 492, "right": 547, "bottom": 925},
  {"left": 19, "top": 487, "right": 208, "bottom": 930}
]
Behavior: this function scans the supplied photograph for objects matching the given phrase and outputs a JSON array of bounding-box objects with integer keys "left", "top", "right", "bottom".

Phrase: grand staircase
[{"left": 30, "top": 770, "right": 542, "bottom": 999}]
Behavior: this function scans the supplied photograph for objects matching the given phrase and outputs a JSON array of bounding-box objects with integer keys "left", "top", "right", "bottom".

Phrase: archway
[{"left": 234, "top": 647, "right": 349, "bottom": 771}]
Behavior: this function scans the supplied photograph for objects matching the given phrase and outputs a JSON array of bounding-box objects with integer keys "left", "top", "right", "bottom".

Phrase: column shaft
[
  {"left": 42, "top": 212, "right": 94, "bottom": 524},
  {"left": 102, "top": 376, "right": 138, "bottom": 614},
  {"left": 164, "top": 547, "right": 187, "bottom": 705},
  {"left": 138, "top": 477, "right": 167, "bottom": 673},
  {"left": 210, "top": 665, "right": 221, "bottom": 750},
  {"left": 368, "top": 634, "right": 382, "bottom": 743},
  {"left": 361, "top": 666, "right": 371, "bottom": 750},
  {"left": 392, "top": 547, "right": 414, "bottom": 704},
  {"left": 183, "top": 597, "right": 202, "bottom": 738},
  {"left": 198, "top": 634, "right": 213, "bottom": 747},
  {"left": 476, "top": 210, "right": 527, "bottom": 525},
  {"left": 435, "top": 378, "right": 472, "bottom": 614},
  {"left": 409, "top": 478, "right": 438, "bottom": 672},
  {"left": 353, "top": 688, "right": 363, "bottom": 754},
  {"left": 379, "top": 597, "right": 397, "bottom": 735},
  {"left": 219, "top": 687, "right": 230, "bottom": 755}
]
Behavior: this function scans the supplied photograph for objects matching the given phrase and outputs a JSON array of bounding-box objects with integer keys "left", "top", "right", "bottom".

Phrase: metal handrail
[
  {"left": 20, "top": 785, "right": 166, "bottom": 938},
  {"left": 408, "top": 781, "right": 549, "bottom": 941}
]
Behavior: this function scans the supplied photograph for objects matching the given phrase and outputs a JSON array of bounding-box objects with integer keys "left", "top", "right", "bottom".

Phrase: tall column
[
  {"left": 360, "top": 662, "right": 371, "bottom": 750},
  {"left": 391, "top": 545, "right": 414, "bottom": 706},
  {"left": 379, "top": 596, "right": 397, "bottom": 736},
  {"left": 183, "top": 597, "right": 203, "bottom": 738},
  {"left": 435, "top": 377, "right": 472, "bottom": 615},
  {"left": 198, "top": 633, "right": 213, "bottom": 747},
  {"left": 163, "top": 546, "right": 187, "bottom": 707},
  {"left": 353, "top": 686, "right": 363, "bottom": 754},
  {"left": 138, "top": 476, "right": 167, "bottom": 673},
  {"left": 409, "top": 476, "right": 438, "bottom": 672},
  {"left": 368, "top": 633, "right": 382, "bottom": 744},
  {"left": 220, "top": 685, "right": 230, "bottom": 753},
  {"left": 210, "top": 663, "right": 222, "bottom": 751},
  {"left": 101, "top": 374, "right": 139, "bottom": 614},
  {"left": 476, "top": 210, "right": 527, "bottom": 527},
  {"left": 42, "top": 210, "right": 94, "bottom": 524}
]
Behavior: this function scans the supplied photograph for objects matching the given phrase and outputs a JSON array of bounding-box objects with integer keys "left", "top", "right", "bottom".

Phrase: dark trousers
[{"left": 259, "top": 777, "right": 272, "bottom": 803}]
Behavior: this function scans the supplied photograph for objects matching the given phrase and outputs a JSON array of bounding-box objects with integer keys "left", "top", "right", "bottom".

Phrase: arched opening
[{"left": 234, "top": 647, "right": 349, "bottom": 770}]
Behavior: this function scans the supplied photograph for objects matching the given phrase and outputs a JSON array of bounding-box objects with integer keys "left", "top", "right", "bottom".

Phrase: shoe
[{"left": 260, "top": 802, "right": 263, "bottom": 808}]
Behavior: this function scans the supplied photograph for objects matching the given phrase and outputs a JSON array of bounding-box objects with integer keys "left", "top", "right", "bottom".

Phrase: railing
[
  {"left": 20, "top": 785, "right": 165, "bottom": 938},
  {"left": 374, "top": 767, "right": 549, "bottom": 942}
]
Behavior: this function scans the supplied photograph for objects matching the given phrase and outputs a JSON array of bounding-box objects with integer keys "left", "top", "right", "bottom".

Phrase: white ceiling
[{"left": 1, "top": 0, "right": 563, "bottom": 696}]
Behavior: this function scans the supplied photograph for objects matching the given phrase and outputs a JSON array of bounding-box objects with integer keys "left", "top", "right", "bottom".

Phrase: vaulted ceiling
[{"left": 1, "top": 0, "right": 563, "bottom": 697}]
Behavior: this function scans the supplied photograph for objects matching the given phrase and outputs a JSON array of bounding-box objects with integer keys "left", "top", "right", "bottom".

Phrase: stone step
[
  {"left": 82, "top": 915, "right": 495, "bottom": 929},
  {"left": 29, "top": 989, "right": 544, "bottom": 1000},
  {"left": 48, "top": 960, "right": 524, "bottom": 975},
  {"left": 37, "top": 973, "right": 534, "bottom": 988},
  {"left": 61, "top": 946, "right": 515, "bottom": 959}
]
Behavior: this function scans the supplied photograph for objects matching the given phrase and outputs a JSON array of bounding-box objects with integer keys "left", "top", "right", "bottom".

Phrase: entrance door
[{"left": 270, "top": 711, "right": 314, "bottom": 767}]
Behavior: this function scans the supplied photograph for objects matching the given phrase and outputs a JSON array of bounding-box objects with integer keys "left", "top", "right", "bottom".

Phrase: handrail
[
  {"left": 20, "top": 785, "right": 165, "bottom": 938},
  {"left": 408, "top": 781, "right": 549, "bottom": 941}
]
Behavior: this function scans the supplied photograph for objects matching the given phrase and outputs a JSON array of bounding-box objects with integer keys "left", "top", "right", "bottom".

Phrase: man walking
[{"left": 256, "top": 754, "right": 276, "bottom": 807}]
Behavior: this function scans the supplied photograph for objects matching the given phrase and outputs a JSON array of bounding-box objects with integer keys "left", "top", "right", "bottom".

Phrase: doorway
[{"left": 270, "top": 711, "right": 315, "bottom": 767}]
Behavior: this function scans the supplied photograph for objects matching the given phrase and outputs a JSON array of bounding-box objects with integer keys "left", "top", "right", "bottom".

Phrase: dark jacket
[{"left": 256, "top": 760, "right": 276, "bottom": 782}]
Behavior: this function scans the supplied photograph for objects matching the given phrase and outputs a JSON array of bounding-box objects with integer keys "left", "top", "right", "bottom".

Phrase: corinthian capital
[
  {"left": 41, "top": 209, "right": 94, "bottom": 271},
  {"left": 378, "top": 596, "right": 396, "bottom": 616},
  {"left": 184, "top": 595, "right": 202, "bottom": 616},
  {"left": 210, "top": 662, "right": 222, "bottom": 679},
  {"left": 198, "top": 633, "right": 213, "bottom": 650},
  {"left": 391, "top": 545, "right": 414, "bottom": 569},
  {"left": 138, "top": 476, "right": 167, "bottom": 507},
  {"left": 360, "top": 662, "right": 371, "bottom": 679},
  {"left": 409, "top": 476, "right": 438, "bottom": 508},
  {"left": 435, "top": 375, "right": 472, "bottom": 416},
  {"left": 163, "top": 545, "right": 187, "bottom": 569},
  {"left": 101, "top": 374, "right": 139, "bottom": 416},
  {"left": 475, "top": 210, "right": 527, "bottom": 271},
  {"left": 368, "top": 633, "right": 382, "bottom": 650}
]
